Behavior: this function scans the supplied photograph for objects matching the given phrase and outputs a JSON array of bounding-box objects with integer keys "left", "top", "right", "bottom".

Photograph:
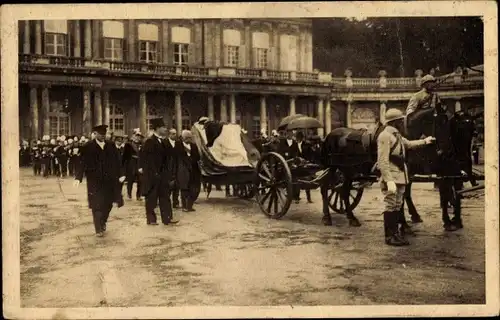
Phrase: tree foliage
[{"left": 312, "top": 17, "right": 484, "bottom": 77}]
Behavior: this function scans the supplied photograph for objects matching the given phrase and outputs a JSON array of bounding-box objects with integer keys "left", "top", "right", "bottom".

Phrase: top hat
[
  {"left": 150, "top": 118, "right": 166, "bottom": 130},
  {"left": 92, "top": 125, "right": 108, "bottom": 135}
]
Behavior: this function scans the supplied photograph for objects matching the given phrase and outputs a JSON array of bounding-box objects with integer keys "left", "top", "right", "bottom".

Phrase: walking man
[
  {"left": 377, "top": 109, "right": 435, "bottom": 246},
  {"left": 122, "top": 131, "right": 144, "bottom": 200},
  {"left": 139, "top": 118, "right": 179, "bottom": 226},
  {"left": 74, "top": 125, "right": 125, "bottom": 237},
  {"left": 177, "top": 130, "right": 201, "bottom": 212},
  {"left": 165, "top": 128, "right": 181, "bottom": 208}
]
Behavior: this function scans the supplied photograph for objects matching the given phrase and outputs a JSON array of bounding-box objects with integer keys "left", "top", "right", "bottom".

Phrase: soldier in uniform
[
  {"left": 74, "top": 125, "right": 125, "bottom": 237},
  {"left": 122, "top": 131, "right": 144, "bottom": 200},
  {"left": 31, "top": 140, "right": 42, "bottom": 176},
  {"left": 405, "top": 74, "right": 441, "bottom": 134},
  {"left": 377, "top": 109, "right": 436, "bottom": 246}
]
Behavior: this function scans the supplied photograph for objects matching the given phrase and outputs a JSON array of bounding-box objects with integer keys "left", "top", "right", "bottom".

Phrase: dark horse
[{"left": 319, "top": 106, "right": 477, "bottom": 231}]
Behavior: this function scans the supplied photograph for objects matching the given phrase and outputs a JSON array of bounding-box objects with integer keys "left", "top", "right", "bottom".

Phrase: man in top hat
[
  {"left": 139, "top": 118, "right": 179, "bottom": 225},
  {"left": 377, "top": 109, "right": 435, "bottom": 246},
  {"left": 165, "top": 128, "right": 181, "bottom": 208},
  {"left": 176, "top": 130, "right": 201, "bottom": 212},
  {"left": 74, "top": 125, "right": 125, "bottom": 237},
  {"left": 277, "top": 129, "right": 299, "bottom": 161},
  {"left": 122, "top": 130, "right": 144, "bottom": 200},
  {"left": 31, "top": 140, "right": 42, "bottom": 175},
  {"left": 405, "top": 74, "right": 442, "bottom": 132}
]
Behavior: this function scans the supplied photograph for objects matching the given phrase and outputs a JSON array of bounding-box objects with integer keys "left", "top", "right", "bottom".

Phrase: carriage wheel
[
  {"left": 254, "top": 152, "right": 293, "bottom": 219},
  {"left": 327, "top": 170, "right": 364, "bottom": 214}
]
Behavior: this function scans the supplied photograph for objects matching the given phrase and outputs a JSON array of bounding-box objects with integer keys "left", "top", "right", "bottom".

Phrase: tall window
[
  {"left": 103, "top": 21, "right": 125, "bottom": 61},
  {"left": 172, "top": 26, "right": 191, "bottom": 65},
  {"left": 109, "top": 104, "right": 125, "bottom": 136},
  {"left": 279, "top": 34, "right": 298, "bottom": 71},
  {"left": 223, "top": 29, "right": 241, "bottom": 67},
  {"left": 138, "top": 23, "right": 159, "bottom": 63},
  {"left": 48, "top": 101, "right": 70, "bottom": 137},
  {"left": 252, "top": 116, "right": 270, "bottom": 139},
  {"left": 171, "top": 108, "right": 191, "bottom": 130},
  {"left": 146, "top": 105, "right": 160, "bottom": 132},
  {"left": 252, "top": 32, "right": 270, "bottom": 69},
  {"left": 44, "top": 20, "right": 68, "bottom": 56},
  {"left": 235, "top": 109, "right": 242, "bottom": 126}
]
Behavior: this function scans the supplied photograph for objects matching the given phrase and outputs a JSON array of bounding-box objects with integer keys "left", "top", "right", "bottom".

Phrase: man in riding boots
[
  {"left": 405, "top": 74, "right": 441, "bottom": 134},
  {"left": 377, "top": 109, "right": 436, "bottom": 246}
]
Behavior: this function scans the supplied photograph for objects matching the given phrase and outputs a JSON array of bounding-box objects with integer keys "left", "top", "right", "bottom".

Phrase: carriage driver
[{"left": 377, "top": 109, "right": 436, "bottom": 246}]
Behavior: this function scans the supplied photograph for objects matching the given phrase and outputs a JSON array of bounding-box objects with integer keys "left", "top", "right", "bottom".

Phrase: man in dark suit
[
  {"left": 176, "top": 130, "right": 201, "bottom": 212},
  {"left": 122, "top": 132, "right": 143, "bottom": 200},
  {"left": 165, "top": 128, "right": 181, "bottom": 208},
  {"left": 139, "top": 118, "right": 179, "bottom": 226},
  {"left": 295, "top": 131, "right": 313, "bottom": 203},
  {"left": 74, "top": 125, "right": 125, "bottom": 237},
  {"left": 277, "top": 129, "right": 299, "bottom": 160}
]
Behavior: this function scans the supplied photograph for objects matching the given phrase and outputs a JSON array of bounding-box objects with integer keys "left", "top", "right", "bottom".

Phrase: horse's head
[{"left": 450, "top": 110, "right": 479, "bottom": 155}]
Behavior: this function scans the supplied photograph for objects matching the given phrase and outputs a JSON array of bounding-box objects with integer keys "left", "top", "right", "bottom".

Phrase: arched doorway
[
  {"left": 109, "top": 104, "right": 125, "bottom": 137},
  {"left": 48, "top": 100, "right": 70, "bottom": 138},
  {"left": 171, "top": 107, "right": 192, "bottom": 130}
]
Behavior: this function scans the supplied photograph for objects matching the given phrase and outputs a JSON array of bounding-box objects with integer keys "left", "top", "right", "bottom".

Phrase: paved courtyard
[{"left": 19, "top": 168, "right": 485, "bottom": 307}]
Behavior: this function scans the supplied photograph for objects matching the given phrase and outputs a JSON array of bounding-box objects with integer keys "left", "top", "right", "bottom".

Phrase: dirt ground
[{"left": 19, "top": 168, "right": 485, "bottom": 307}]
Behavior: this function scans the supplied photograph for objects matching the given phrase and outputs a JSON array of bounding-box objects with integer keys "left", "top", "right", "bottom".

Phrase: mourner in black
[
  {"left": 139, "top": 118, "right": 179, "bottom": 226},
  {"left": 177, "top": 130, "right": 201, "bottom": 212},
  {"left": 295, "top": 131, "right": 313, "bottom": 203},
  {"left": 122, "top": 132, "right": 143, "bottom": 200},
  {"left": 277, "top": 130, "right": 299, "bottom": 160},
  {"left": 165, "top": 128, "right": 181, "bottom": 208},
  {"left": 41, "top": 143, "right": 52, "bottom": 177},
  {"left": 19, "top": 141, "right": 31, "bottom": 167},
  {"left": 54, "top": 140, "right": 69, "bottom": 177},
  {"left": 74, "top": 125, "right": 125, "bottom": 237}
]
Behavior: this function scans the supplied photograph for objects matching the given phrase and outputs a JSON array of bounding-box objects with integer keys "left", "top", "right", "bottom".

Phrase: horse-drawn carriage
[{"left": 190, "top": 106, "right": 484, "bottom": 229}]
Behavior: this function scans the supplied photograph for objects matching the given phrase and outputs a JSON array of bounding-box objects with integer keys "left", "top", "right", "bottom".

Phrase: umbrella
[
  {"left": 278, "top": 114, "right": 307, "bottom": 130},
  {"left": 287, "top": 116, "right": 323, "bottom": 130}
]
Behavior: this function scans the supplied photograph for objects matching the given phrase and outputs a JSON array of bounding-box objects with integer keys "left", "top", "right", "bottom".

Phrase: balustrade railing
[{"left": 18, "top": 54, "right": 484, "bottom": 89}]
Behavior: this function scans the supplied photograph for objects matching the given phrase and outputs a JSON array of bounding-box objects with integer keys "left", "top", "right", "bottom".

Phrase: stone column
[
  {"left": 29, "top": 86, "right": 39, "bottom": 139},
  {"left": 289, "top": 95, "right": 296, "bottom": 116},
  {"left": 207, "top": 94, "right": 215, "bottom": 119},
  {"left": 35, "top": 21, "right": 42, "bottom": 54},
  {"left": 92, "top": 21, "right": 100, "bottom": 59},
  {"left": 324, "top": 97, "right": 332, "bottom": 134},
  {"left": 73, "top": 20, "right": 81, "bottom": 57},
  {"left": 94, "top": 90, "right": 102, "bottom": 126},
  {"left": 83, "top": 89, "right": 92, "bottom": 135},
  {"left": 23, "top": 21, "right": 31, "bottom": 54},
  {"left": 229, "top": 94, "right": 236, "bottom": 123},
  {"left": 346, "top": 101, "right": 353, "bottom": 128},
  {"left": 41, "top": 87, "right": 50, "bottom": 136},
  {"left": 139, "top": 90, "right": 147, "bottom": 134},
  {"left": 103, "top": 91, "right": 110, "bottom": 126},
  {"left": 455, "top": 100, "right": 462, "bottom": 112},
  {"left": 260, "top": 95, "right": 267, "bottom": 134},
  {"left": 175, "top": 91, "right": 183, "bottom": 134},
  {"left": 84, "top": 20, "right": 92, "bottom": 58},
  {"left": 380, "top": 101, "right": 387, "bottom": 124},
  {"left": 317, "top": 98, "right": 324, "bottom": 138},
  {"left": 220, "top": 95, "right": 228, "bottom": 122}
]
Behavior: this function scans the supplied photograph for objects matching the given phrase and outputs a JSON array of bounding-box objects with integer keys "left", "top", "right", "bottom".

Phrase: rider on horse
[
  {"left": 377, "top": 109, "right": 436, "bottom": 246},
  {"left": 405, "top": 74, "right": 441, "bottom": 137}
]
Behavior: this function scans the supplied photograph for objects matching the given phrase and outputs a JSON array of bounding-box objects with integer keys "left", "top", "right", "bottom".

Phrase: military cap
[
  {"left": 150, "top": 118, "right": 166, "bottom": 130},
  {"left": 384, "top": 108, "right": 405, "bottom": 124},
  {"left": 420, "top": 74, "right": 436, "bottom": 86},
  {"left": 92, "top": 125, "right": 108, "bottom": 135}
]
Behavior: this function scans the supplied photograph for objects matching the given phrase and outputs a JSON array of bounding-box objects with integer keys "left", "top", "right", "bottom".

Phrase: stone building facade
[{"left": 18, "top": 19, "right": 484, "bottom": 140}]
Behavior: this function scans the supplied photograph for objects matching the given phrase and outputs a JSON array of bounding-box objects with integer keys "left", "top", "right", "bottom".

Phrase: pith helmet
[
  {"left": 420, "top": 74, "right": 436, "bottom": 86},
  {"left": 384, "top": 109, "right": 405, "bottom": 124}
]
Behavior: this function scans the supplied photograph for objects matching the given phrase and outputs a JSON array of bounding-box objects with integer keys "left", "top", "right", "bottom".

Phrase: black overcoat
[
  {"left": 139, "top": 136, "right": 177, "bottom": 196},
  {"left": 176, "top": 142, "right": 201, "bottom": 190},
  {"left": 75, "top": 140, "right": 124, "bottom": 211},
  {"left": 277, "top": 138, "right": 299, "bottom": 160},
  {"left": 122, "top": 141, "right": 141, "bottom": 182}
]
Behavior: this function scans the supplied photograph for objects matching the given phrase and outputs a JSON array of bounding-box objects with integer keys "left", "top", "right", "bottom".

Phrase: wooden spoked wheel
[
  {"left": 254, "top": 152, "right": 293, "bottom": 219},
  {"left": 328, "top": 169, "right": 364, "bottom": 214}
]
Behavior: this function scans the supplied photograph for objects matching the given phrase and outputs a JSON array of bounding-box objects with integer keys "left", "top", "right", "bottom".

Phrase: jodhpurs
[{"left": 380, "top": 182, "right": 406, "bottom": 212}]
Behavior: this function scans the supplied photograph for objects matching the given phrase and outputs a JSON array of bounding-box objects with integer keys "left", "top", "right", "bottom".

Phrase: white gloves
[
  {"left": 138, "top": 168, "right": 143, "bottom": 174},
  {"left": 386, "top": 181, "right": 397, "bottom": 194},
  {"left": 424, "top": 136, "right": 436, "bottom": 144},
  {"left": 73, "top": 180, "right": 80, "bottom": 188},
  {"left": 119, "top": 176, "right": 126, "bottom": 183}
]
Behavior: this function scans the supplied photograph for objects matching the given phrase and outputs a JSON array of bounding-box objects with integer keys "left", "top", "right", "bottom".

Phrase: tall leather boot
[{"left": 384, "top": 211, "right": 409, "bottom": 246}]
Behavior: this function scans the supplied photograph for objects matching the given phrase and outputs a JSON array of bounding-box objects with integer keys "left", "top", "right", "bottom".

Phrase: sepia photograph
[{"left": 2, "top": 2, "right": 499, "bottom": 319}]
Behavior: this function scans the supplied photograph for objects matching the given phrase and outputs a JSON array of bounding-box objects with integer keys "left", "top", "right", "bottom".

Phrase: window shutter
[
  {"left": 252, "top": 48, "right": 257, "bottom": 68},
  {"left": 238, "top": 44, "right": 245, "bottom": 68},
  {"left": 223, "top": 45, "right": 229, "bottom": 66},
  {"left": 187, "top": 43, "right": 194, "bottom": 66},
  {"left": 66, "top": 21, "right": 72, "bottom": 57},
  {"left": 100, "top": 37, "right": 105, "bottom": 60}
]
